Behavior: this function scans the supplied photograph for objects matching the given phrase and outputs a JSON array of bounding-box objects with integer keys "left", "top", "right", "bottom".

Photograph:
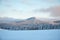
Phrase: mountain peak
[{"left": 27, "top": 17, "right": 40, "bottom": 20}]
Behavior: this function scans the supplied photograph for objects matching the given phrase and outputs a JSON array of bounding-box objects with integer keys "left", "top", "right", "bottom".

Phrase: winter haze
[{"left": 0, "top": 0, "right": 60, "bottom": 19}]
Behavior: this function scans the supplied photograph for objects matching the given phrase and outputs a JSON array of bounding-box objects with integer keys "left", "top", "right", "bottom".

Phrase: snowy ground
[{"left": 0, "top": 29, "right": 60, "bottom": 40}]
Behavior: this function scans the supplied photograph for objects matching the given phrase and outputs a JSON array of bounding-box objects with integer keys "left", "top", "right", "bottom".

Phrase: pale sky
[{"left": 0, "top": 0, "right": 60, "bottom": 19}]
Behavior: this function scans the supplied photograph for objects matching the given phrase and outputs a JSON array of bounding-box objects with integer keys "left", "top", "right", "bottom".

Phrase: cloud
[
  {"left": 20, "top": 0, "right": 29, "bottom": 4},
  {"left": 1, "top": 0, "right": 12, "bottom": 8},
  {"left": 51, "top": 6, "right": 60, "bottom": 17},
  {"left": 45, "top": 0, "right": 56, "bottom": 1},
  {"left": 43, "top": 0, "right": 59, "bottom": 2},
  {"left": 39, "top": 5, "right": 60, "bottom": 17}
]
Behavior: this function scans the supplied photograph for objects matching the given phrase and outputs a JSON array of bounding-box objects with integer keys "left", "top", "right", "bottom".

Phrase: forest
[{"left": 0, "top": 23, "right": 60, "bottom": 30}]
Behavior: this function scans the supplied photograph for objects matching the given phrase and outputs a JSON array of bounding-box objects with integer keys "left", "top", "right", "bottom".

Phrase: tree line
[{"left": 0, "top": 23, "right": 60, "bottom": 30}]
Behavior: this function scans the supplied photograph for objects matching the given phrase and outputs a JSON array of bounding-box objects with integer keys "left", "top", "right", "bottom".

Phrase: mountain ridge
[
  {"left": 0, "top": 17, "right": 60, "bottom": 30},
  {"left": 0, "top": 17, "right": 60, "bottom": 25}
]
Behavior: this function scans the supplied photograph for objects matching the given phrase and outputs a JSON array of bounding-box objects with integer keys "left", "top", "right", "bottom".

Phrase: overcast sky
[{"left": 0, "top": 0, "right": 60, "bottom": 19}]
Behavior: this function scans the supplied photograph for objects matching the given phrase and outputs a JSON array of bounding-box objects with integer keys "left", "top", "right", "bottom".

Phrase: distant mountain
[
  {"left": 54, "top": 20, "right": 60, "bottom": 23},
  {"left": 26, "top": 17, "right": 56, "bottom": 24},
  {"left": 0, "top": 17, "right": 58, "bottom": 24},
  {"left": 0, "top": 17, "right": 22, "bottom": 23},
  {"left": 11, "top": 17, "right": 51, "bottom": 25},
  {"left": 4, "top": 17, "right": 59, "bottom": 25}
]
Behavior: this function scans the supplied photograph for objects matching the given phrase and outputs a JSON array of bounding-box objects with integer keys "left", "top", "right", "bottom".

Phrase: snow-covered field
[{"left": 0, "top": 29, "right": 60, "bottom": 40}]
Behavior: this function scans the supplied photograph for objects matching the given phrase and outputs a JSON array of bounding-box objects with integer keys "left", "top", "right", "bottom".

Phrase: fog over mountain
[
  {"left": 0, "top": 17, "right": 56, "bottom": 24},
  {"left": 0, "top": 17, "right": 22, "bottom": 23},
  {"left": 0, "top": 17, "right": 60, "bottom": 30}
]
